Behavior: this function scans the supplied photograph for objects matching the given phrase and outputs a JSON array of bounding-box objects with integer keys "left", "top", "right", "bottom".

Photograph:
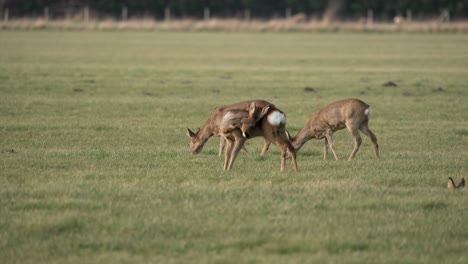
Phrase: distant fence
[
  {"left": 0, "top": 5, "right": 457, "bottom": 23},
  {"left": 3, "top": 6, "right": 309, "bottom": 22},
  {"left": 2, "top": 4, "right": 465, "bottom": 32}
]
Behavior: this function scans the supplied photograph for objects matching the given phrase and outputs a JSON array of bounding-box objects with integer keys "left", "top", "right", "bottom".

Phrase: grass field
[{"left": 1, "top": 30, "right": 467, "bottom": 263}]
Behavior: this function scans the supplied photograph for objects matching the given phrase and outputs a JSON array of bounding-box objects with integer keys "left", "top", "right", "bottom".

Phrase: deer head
[{"left": 186, "top": 127, "right": 204, "bottom": 154}]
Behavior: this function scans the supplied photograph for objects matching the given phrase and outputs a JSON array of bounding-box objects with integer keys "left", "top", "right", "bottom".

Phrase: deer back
[{"left": 308, "top": 98, "right": 370, "bottom": 133}]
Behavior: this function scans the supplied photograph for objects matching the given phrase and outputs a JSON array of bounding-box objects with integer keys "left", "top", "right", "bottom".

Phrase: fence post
[
  {"left": 284, "top": 7, "right": 291, "bottom": 19},
  {"left": 406, "top": 9, "right": 412, "bottom": 22},
  {"left": 204, "top": 7, "right": 210, "bottom": 20},
  {"left": 164, "top": 7, "right": 170, "bottom": 22},
  {"left": 3, "top": 8, "right": 7, "bottom": 22},
  {"left": 44, "top": 7, "right": 49, "bottom": 21},
  {"left": 84, "top": 6, "right": 89, "bottom": 22},
  {"left": 244, "top": 9, "right": 250, "bottom": 21},
  {"left": 122, "top": 6, "right": 128, "bottom": 21},
  {"left": 285, "top": 8, "right": 291, "bottom": 19},
  {"left": 366, "top": 9, "right": 373, "bottom": 26}
]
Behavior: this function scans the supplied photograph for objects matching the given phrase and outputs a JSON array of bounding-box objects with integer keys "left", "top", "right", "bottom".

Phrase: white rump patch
[
  {"left": 365, "top": 107, "right": 371, "bottom": 116},
  {"left": 267, "top": 111, "right": 286, "bottom": 126}
]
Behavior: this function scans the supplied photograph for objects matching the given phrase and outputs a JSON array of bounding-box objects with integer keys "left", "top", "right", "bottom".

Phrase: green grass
[{"left": 1, "top": 31, "right": 467, "bottom": 264}]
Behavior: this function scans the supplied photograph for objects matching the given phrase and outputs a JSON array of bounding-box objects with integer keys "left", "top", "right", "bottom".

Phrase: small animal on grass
[
  {"left": 289, "top": 98, "right": 379, "bottom": 161},
  {"left": 447, "top": 177, "right": 465, "bottom": 189},
  {"left": 186, "top": 100, "right": 297, "bottom": 172}
]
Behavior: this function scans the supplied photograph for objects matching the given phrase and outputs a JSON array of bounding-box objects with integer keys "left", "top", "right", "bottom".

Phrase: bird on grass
[{"left": 447, "top": 177, "right": 465, "bottom": 189}]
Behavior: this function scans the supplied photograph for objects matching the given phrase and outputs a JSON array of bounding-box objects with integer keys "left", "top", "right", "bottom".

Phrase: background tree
[
  {"left": 322, "top": 0, "right": 345, "bottom": 24},
  {"left": 1, "top": 0, "right": 467, "bottom": 20}
]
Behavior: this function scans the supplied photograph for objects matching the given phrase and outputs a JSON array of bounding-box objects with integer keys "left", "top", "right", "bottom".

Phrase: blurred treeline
[{"left": 2, "top": 0, "right": 468, "bottom": 20}]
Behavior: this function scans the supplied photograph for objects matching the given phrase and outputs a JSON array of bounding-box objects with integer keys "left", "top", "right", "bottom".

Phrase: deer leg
[
  {"left": 275, "top": 141, "right": 288, "bottom": 172},
  {"left": 223, "top": 138, "right": 234, "bottom": 171},
  {"left": 278, "top": 129, "right": 298, "bottom": 172},
  {"left": 269, "top": 137, "right": 286, "bottom": 172},
  {"left": 347, "top": 127, "right": 362, "bottom": 161},
  {"left": 359, "top": 124, "right": 379, "bottom": 159},
  {"left": 325, "top": 131, "right": 339, "bottom": 160},
  {"left": 241, "top": 145, "right": 249, "bottom": 155},
  {"left": 323, "top": 138, "right": 328, "bottom": 160},
  {"left": 227, "top": 137, "right": 246, "bottom": 171},
  {"left": 287, "top": 143, "right": 298, "bottom": 172},
  {"left": 261, "top": 139, "right": 271, "bottom": 156},
  {"left": 219, "top": 137, "right": 225, "bottom": 156},
  {"left": 280, "top": 145, "right": 287, "bottom": 172}
]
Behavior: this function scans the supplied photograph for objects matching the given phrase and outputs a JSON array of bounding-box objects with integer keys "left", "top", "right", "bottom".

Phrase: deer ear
[
  {"left": 457, "top": 178, "right": 465, "bottom": 188},
  {"left": 248, "top": 102, "right": 256, "bottom": 117},
  {"left": 256, "top": 106, "right": 270, "bottom": 121},
  {"left": 448, "top": 177, "right": 455, "bottom": 189},
  {"left": 186, "top": 128, "right": 195, "bottom": 138}
]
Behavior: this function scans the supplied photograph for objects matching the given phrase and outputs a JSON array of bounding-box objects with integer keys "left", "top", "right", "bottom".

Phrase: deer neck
[
  {"left": 199, "top": 119, "right": 218, "bottom": 142},
  {"left": 292, "top": 126, "right": 313, "bottom": 152}
]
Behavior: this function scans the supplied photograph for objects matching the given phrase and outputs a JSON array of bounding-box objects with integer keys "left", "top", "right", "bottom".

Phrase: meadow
[{"left": 0, "top": 30, "right": 467, "bottom": 263}]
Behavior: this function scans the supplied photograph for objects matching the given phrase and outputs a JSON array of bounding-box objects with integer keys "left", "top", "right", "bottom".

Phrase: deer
[
  {"left": 186, "top": 100, "right": 298, "bottom": 172},
  {"left": 220, "top": 101, "right": 297, "bottom": 171},
  {"left": 289, "top": 98, "right": 379, "bottom": 161}
]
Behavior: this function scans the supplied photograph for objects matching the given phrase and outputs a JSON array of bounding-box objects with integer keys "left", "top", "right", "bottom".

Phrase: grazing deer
[
  {"left": 220, "top": 101, "right": 297, "bottom": 171},
  {"left": 186, "top": 100, "right": 297, "bottom": 172},
  {"left": 290, "top": 98, "right": 379, "bottom": 161}
]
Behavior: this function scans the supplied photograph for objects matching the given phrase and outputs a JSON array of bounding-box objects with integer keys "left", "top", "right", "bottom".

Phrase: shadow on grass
[{"left": 325, "top": 240, "right": 370, "bottom": 254}]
